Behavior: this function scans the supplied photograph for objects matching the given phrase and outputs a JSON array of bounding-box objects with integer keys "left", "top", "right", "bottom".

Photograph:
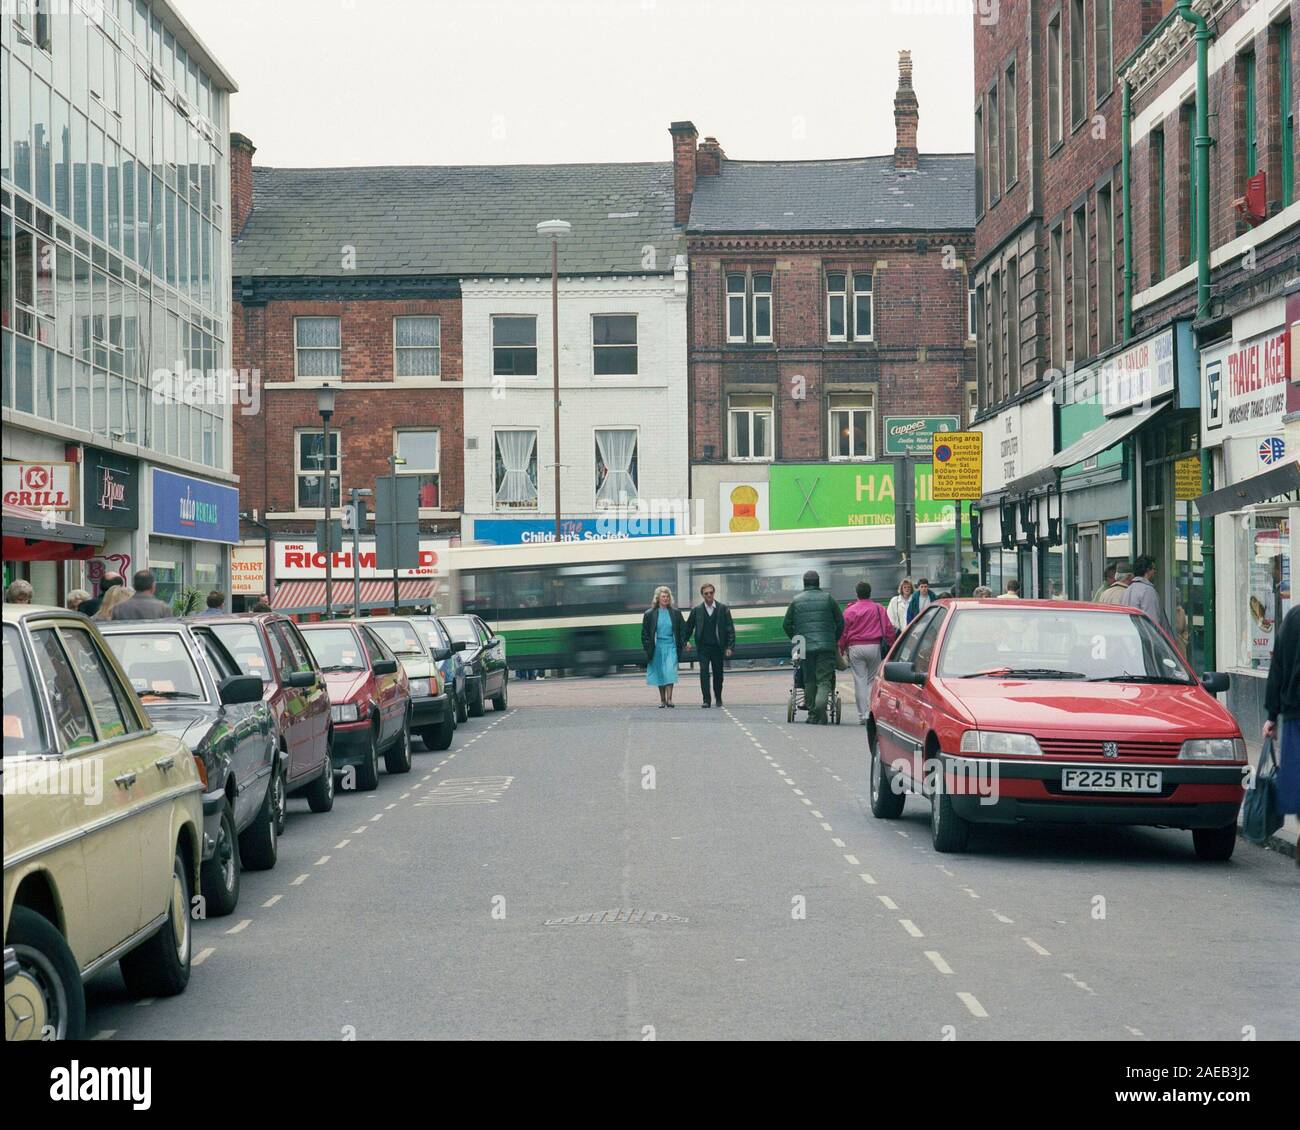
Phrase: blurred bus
[{"left": 443, "top": 527, "right": 958, "bottom": 676}]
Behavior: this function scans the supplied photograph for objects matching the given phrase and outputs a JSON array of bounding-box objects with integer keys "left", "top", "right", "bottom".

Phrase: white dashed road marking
[
  {"left": 899, "top": 919, "right": 924, "bottom": 938},
  {"left": 1022, "top": 937, "right": 1051, "bottom": 956},
  {"left": 957, "top": 992, "right": 989, "bottom": 1018},
  {"left": 924, "top": 951, "right": 955, "bottom": 975},
  {"left": 291, "top": 874, "right": 309, "bottom": 886},
  {"left": 262, "top": 895, "right": 282, "bottom": 908},
  {"left": 842, "top": 853, "right": 858, "bottom": 864},
  {"left": 192, "top": 947, "right": 215, "bottom": 966},
  {"left": 225, "top": 919, "right": 252, "bottom": 935},
  {"left": 877, "top": 895, "right": 899, "bottom": 910}
]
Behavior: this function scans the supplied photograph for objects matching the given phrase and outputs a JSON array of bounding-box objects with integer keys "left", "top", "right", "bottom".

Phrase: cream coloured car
[{"left": 3, "top": 605, "right": 203, "bottom": 1040}]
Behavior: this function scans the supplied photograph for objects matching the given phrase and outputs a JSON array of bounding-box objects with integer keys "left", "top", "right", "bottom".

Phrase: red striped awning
[{"left": 270, "top": 579, "right": 434, "bottom": 613}]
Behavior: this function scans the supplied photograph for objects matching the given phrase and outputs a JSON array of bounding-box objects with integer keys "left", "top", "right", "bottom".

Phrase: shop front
[
  {"left": 82, "top": 446, "right": 141, "bottom": 598},
  {"left": 149, "top": 468, "right": 240, "bottom": 607},
  {"left": 2, "top": 456, "right": 100, "bottom": 604}
]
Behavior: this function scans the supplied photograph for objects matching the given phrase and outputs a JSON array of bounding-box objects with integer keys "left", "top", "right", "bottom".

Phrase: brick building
[
  {"left": 677, "top": 52, "right": 977, "bottom": 587},
  {"left": 971, "top": 0, "right": 1300, "bottom": 728}
]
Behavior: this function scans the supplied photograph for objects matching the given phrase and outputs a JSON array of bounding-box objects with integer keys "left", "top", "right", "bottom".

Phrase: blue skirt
[{"left": 646, "top": 640, "right": 678, "bottom": 686}]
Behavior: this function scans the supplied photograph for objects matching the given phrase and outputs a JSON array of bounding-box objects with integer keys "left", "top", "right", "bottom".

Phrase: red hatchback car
[
  {"left": 298, "top": 621, "right": 412, "bottom": 791},
  {"left": 866, "top": 600, "right": 1247, "bottom": 859}
]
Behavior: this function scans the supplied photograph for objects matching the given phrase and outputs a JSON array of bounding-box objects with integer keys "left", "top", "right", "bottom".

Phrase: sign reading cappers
[{"left": 931, "top": 432, "right": 983, "bottom": 501}]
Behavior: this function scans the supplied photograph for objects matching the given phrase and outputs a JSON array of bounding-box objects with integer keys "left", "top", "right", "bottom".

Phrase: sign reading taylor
[
  {"left": 151, "top": 469, "right": 239, "bottom": 543},
  {"left": 1100, "top": 327, "right": 1176, "bottom": 416}
]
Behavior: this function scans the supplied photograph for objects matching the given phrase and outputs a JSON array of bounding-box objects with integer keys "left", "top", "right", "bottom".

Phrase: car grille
[{"left": 1036, "top": 738, "right": 1183, "bottom": 760}]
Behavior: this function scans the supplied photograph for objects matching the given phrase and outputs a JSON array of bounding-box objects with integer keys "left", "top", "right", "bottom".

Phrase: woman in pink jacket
[{"left": 839, "top": 581, "right": 897, "bottom": 726}]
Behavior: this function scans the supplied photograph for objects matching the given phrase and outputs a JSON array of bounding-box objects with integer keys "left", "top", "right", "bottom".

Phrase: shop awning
[
  {"left": 2, "top": 502, "right": 106, "bottom": 561},
  {"left": 1194, "top": 459, "right": 1300, "bottom": 519},
  {"left": 270, "top": 579, "right": 435, "bottom": 614}
]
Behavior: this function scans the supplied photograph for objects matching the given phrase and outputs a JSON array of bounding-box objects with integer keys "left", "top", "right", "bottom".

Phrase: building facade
[
  {"left": 2, "top": 0, "right": 238, "bottom": 606},
  {"left": 677, "top": 54, "right": 977, "bottom": 590}
]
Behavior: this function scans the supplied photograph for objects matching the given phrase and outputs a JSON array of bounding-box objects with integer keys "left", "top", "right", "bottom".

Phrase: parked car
[
  {"left": 866, "top": 599, "right": 1247, "bottom": 858},
  {"left": 3, "top": 605, "right": 203, "bottom": 1040},
  {"left": 101, "top": 622, "right": 280, "bottom": 917},
  {"left": 410, "top": 615, "right": 468, "bottom": 724},
  {"left": 190, "top": 614, "right": 334, "bottom": 817},
  {"left": 364, "top": 618, "right": 454, "bottom": 750},
  {"left": 298, "top": 621, "right": 412, "bottom": 789},
  {"left": 440, "top": 614, "right": 509, "bottom": 716}
]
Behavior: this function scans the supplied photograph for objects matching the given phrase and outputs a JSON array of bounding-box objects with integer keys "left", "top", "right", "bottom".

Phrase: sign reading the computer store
[{"left": 1100, "top": 328, "right": 1176, "bottom": 416}]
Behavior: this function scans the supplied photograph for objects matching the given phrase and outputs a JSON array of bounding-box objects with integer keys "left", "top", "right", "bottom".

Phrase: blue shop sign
[
  {"left": 473, "top": 516, "right": 677, "bottom": 545},
  {"left": 152, "top": 469, "right": 239, "bottom": 543}
]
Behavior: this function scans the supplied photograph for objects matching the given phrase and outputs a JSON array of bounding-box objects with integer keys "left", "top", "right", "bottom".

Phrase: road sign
[
  {"left": 374, "top": 476, "right": 420, "bottom": 572},
  {"left": 931, "top": 432, "right": 983, "bottom": 501},
  {"left": 314, "top": 519, "right": 343, "bottom": 553},
  {"left": 341, "top": 499, "right": 368, "bottom": 531}
]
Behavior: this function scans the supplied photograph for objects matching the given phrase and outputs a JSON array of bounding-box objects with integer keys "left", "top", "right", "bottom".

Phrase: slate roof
[
  {"left": 233, "top": 162, "right": 682, "bottom": 278},
  {"left": 687, "top": 154, "right": 975, "bottom": 234}
]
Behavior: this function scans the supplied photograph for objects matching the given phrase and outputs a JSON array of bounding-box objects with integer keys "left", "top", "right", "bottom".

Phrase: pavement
[{"left": 82, "top": 670, "right": 1299, "bottom": 1041}]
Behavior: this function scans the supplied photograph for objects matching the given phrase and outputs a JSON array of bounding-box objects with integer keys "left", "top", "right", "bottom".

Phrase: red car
[
  {"left": 190, "top": 614, "right": 335, "bottom": 818},
  {"left": 299, "top": 621, "right": 412, "bottom": 791},
  {"left": 866, "top": 599, "right": 1246, "bottom": 859}
]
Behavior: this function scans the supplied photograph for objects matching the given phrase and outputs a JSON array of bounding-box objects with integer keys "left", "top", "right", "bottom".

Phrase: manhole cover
[
  {"left": 414, "top": 775, "right": 514, "bottom": 806},
  {"left": 545, "top": 909, "right": 689, "bottom": 926}
]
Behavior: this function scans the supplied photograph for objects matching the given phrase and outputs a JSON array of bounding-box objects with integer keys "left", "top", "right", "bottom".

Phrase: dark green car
[{"left": 365, "top": 618, "right": 455, "bottom": 751}]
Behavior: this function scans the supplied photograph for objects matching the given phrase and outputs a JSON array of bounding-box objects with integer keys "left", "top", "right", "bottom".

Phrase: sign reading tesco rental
[{"left": 2, "top": 462, "right": 77, "bottom": 512}]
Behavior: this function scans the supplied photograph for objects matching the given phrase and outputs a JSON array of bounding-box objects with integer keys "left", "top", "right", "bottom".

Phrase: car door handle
[
  {"left": 114, "top": 771, "right": 137, "bottom": 789},
  {"left": 154, "top": 755, "right": 176, "bottom": 772}
]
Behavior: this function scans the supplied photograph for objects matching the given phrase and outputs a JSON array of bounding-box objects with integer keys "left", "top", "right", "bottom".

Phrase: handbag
[
  {"left": 1241, "top": 737, "right": 1284, "bottom": 845},
  {"left": 835, "top": 649, "right": 849, "bottom": 671}
]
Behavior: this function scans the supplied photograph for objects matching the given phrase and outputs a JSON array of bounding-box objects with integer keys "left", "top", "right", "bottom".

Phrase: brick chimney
[
  {"left": 893, "top": 50, "right": 919, "bottom": 171},
  {"left": 670, "top": 121, "right": 699, "bottom": 226},
  {"left": 697, "top": 136, "right": 725, "bottom": 177},
  {"left": 230, "top": 132, "right": 257, "bottom": 237}
]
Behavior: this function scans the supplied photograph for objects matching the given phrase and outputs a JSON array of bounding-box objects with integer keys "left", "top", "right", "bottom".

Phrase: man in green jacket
[{"left": 783, "top": 570, "right": 845, "bottom": 724}]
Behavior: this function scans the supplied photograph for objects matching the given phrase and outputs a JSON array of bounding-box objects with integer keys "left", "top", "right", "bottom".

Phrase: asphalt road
[{"left": 84, "top": 670, "right": 1300, "bottom": 1041}]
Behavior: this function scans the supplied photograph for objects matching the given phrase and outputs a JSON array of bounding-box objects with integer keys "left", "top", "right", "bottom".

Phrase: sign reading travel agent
[
  {"left": 151, "top": 469, "right": 239, "bottom": 543},
  {"left": 931, "top": 432, "right": 983, "bottom": 500},
  {"left": 1202, "top": 326, "right": 1288, "bottom": 441},
  {"left": 883, "top": 416, "right": 960, "bottom": 457},
  {"left": 2, "top": 462, "right": 77, "bottom": 512}
]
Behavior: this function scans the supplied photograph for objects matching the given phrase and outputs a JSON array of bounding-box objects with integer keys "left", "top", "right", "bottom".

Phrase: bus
[{"left": 443, "top": 526, "right": 961, "bottom": 676}]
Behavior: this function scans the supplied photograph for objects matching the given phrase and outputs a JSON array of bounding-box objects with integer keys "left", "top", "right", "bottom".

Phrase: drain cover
[{"left": 545, "top": 909, "right": 689, "bottom": 926}]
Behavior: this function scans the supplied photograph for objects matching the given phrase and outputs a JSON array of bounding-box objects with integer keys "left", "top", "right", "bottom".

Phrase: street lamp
[
  {"left": 316, "top": 384, "right": 337, "bottom": 618},
  {"left": 537, "top": 219, "right": 571, "bottom": 543},
  {"left": 387, "top": 454, "right": 406, "bottom": 614}
]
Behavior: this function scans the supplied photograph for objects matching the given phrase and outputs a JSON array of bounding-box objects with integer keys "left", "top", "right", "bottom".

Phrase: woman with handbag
[
  {"left": 1262, "top": 605, "right": 1300, "bottom": 862},
  {"left": 642, "top": 585, "right": 688, "bottom": 709},
  {"left": 840, "top": 581, "right": 897, "bottom": 726}
]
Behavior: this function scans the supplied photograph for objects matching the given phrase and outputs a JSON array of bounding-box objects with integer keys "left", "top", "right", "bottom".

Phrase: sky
[{"left": 171, "top": 0, "right": 977, "bottom": 168}]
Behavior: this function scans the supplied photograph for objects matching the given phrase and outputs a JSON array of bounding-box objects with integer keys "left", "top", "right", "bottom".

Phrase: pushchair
[{"left": 786, "top": 661, "right": 843, "bottom": 724}]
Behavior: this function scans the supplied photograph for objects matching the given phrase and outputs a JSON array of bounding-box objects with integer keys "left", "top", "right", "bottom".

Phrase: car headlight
[
  {"left": 408, "top": 678, "right": 430, "bottom": 698},
  {"left": 959, "top": 730, "right": 1043, "bottom": 757},
  {"left": 1179, "top": 738, "right": 1246, "bottom": 761},
  {"left": 330, "top": 703, "right": 360, "bottom": 723}
]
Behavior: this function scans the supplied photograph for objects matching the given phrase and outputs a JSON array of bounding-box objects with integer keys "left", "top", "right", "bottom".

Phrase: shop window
[
  {"left": 397, "top": 428, "right": 440, "bottom": 509},
  {"left": 1238, "top": 511, "right": 1291, "bottom": 671}
]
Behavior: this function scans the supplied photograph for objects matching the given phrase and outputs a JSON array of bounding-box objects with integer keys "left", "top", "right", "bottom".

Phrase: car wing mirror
[
  {"left": 883, "top": 661, "right": 927, "bottom": 686},
  {"left": 1200, "top": 671, "right": 1230, "bottom": 694},
  {"left": 219, "top": 673, "right": 264, "bottom": 705},
  {"left": 372, "top": 659, "right": 398, "bottom": 676},
  {"left": 286, "top": 670, "right": 318, "bottom": 689},
  {"left": 452, "top": 640, "right": 468, "bottom": 652}
]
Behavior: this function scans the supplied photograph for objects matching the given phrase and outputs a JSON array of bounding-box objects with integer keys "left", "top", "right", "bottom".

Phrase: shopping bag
[{"left": 1241, "top": 738, "right": 1284, "bottom": 845}]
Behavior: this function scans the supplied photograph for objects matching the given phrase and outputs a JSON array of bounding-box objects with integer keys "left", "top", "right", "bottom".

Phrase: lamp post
[
  {"left": 537, "top": 219, "right": 571, "bottom": 543},
  {"left": 316, "top": 384, "right": 337, "bottom": 618},
  {"left": 387, "top": 454, "right": 406, "bottom": 614}
]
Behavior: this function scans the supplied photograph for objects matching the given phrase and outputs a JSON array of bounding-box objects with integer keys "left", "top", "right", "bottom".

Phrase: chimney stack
[
  {"left": 893, "top": 50, "right": 919, "bottom": 171},
  {"left": 230, "top": 132, "right": 257, "bottom": 237},
  {"left": 696, "top": 136, "right": 726, "bottom": 177},
  {"left": 669, "top": 121, "right": 699, "bottom": 226}
]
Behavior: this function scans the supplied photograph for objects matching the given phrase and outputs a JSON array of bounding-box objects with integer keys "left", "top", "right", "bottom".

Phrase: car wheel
[
  {"left": 868, "top": 732, "right": 905, "bottom": 819},
  {"left": 119, "top": 849, "right": 192, "bottom": 998},
  {"left": 468, "top": 681, "right": 486, "bottom": 718},
  {"left": 491, "top": 681, "right": 508, "bottom": 711},
  {"left": 1192, "top": 823, "right": 1237, "bottom": 861},
  {"left": 455, "top": 690, "right": 468, "bottom": 724},
  {"left": 929, "top": 770, "right": 970, "bottom": 854},
  {"left": 384, "top": 715, "right": 413, "bottom": 774},
  {"left": 357, "top": 728, "right": 380, "bottom": 791},
  {"left": 200, "top": 801, "right": 241, "bottom": 916},
  {"left": 240, "top": 769, "right": 282, "bottom": 871},
  {"left": 5, "top": 906, "right": 85, "bottom": 1041},
  {"left": 305, "top": 747, "right": 335, "bottom": 813}
]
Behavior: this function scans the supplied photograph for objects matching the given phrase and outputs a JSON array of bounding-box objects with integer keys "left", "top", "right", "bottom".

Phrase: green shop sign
[
  {"left": 769, "top": 464, "right": 969, "bottom": 533},
  {"left": 883, "top": 415, "right": 961, "bottom": 456}
]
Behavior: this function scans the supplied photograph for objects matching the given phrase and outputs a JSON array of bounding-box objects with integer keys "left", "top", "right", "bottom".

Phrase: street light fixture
[
  {"left": 537, "top": 219, "right": 571, "bottom": 543},
  {"left": 317, "top": 384, "right": 337, "bottom": 618}
]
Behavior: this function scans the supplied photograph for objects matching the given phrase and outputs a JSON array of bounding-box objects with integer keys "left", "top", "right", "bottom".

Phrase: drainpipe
[
  {"left": 1121, "top": 79, "right": 1134, "bottom": 343},
  {"left": 1176, "top": 0, "right": 1215, "bottom": 670}
]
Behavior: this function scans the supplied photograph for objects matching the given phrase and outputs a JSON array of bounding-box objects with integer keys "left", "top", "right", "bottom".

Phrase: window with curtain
[
  {"left": 828, "top": 395, "right": 874, "bottom": 461},
  {"left": 296, "top": 428, "right": 340, "bottom": 509},
  {"left": 394, "top": 315, "right": 441, "bottom": 377},
  {"left": 494, "top": 430, "right": 538, "bottom": 509},
  {"left": 295, "top": 316, "right": 341, "bottom": 378},
  {"left": 595, "top": 429, "right": 639, "bottom": 507},
  {"left": 396, "top": 428, "right": 440, "bottom": 508},
  {"left": 592, "top": 314, "right": 638, "bottom": 375}
]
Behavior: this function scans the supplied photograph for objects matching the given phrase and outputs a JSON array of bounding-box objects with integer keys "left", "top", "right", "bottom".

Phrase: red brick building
[{"left": 677, "top": 53, "right": 977, "bottom": 554}]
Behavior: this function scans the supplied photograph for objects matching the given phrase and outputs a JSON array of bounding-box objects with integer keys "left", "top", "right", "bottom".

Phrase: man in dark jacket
[
  {"left": 78, "top": 571, "right": 123, "bottom": 618},
  {"left": 684, "top": 582, "right": 735, "bottom": 708},
  {"left": 110, "top": 569, "right": 174, "bottom": 621},
  {"left": 782, "top": 570, "right": 845, "bottom": 724}
]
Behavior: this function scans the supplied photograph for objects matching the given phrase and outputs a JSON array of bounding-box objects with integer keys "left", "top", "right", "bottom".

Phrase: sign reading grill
[
  {"left": 545, "top": 909, "right": 689, "bottom": 926},
  {"left": 414, "top": 775, "right": 514, "bottom": 806}
]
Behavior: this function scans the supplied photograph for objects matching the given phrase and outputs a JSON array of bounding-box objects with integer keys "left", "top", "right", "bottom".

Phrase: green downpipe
[
  {"left": 1121, "top": 80, "right": 1134, "bottom": 343},
  {"left": 1176, "top": 0, "right": 1215, "bottom": 670}
]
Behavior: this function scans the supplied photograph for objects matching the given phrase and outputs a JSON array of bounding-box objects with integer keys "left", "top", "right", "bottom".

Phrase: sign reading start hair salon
[{"left": 151, "top": 469, "right": 239, "bottom": 543}]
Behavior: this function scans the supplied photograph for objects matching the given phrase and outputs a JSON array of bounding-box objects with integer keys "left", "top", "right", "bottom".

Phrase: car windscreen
[
  {"left": 367, "top": 622, "right": 427, "bottom": 656},
  {"left": 441, "top": 617, "right": 480, "bottom": 646},
  {"left": 936, "top": 607, "right": 1194, "bottom": 683},
  {"left": 104, "top": 632, "right": 207, "bottom": 701},
  {"left": 206, "top": 622, "right": 272, "bottom": 679},
  {"left": 4, "top": 624, "right": 50, "bottom": 757},
  {"left": 301, "top": 628, "right": 367, "bottom": 671},
  {"left": 415, "top": 618, "right": 449, "bottom": 652}
]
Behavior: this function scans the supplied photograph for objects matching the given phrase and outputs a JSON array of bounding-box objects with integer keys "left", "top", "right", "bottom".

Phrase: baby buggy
[{"left": 786, "top": 661, "right": 843, "bottom": 724}]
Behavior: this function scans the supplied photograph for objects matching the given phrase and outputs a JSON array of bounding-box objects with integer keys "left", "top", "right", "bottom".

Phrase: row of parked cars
[{"left": 2, "top": 604, "right": 509, "bottom": 1040}]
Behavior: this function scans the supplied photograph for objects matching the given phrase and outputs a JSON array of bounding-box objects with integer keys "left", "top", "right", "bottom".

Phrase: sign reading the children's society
[{"left": 931, "top": 432, "right": 983, "bottom": 501}]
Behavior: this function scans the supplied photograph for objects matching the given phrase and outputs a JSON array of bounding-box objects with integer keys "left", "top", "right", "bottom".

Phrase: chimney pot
[{"left": 893, "top": 50, "right": 919, "bottom": 171}]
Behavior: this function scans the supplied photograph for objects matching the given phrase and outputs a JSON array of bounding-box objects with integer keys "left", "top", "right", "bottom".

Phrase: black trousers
[{"left": 698, "top": 647, "right": 726, "bottom": 702}]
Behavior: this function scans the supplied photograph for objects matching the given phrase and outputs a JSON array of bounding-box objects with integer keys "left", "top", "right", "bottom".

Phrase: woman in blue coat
[{"left": 642, "top": 585, "right": 688, "bottom": 708}]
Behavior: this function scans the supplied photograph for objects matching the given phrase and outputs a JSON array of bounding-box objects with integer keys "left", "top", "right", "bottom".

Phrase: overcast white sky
[{"left": 171, "top": 0, "right": 976, "bottom": 168}]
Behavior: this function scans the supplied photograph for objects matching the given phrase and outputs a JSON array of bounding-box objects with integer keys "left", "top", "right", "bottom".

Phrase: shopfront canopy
[
  {"left": 270, "top": 579, "right": 435, "bottom": 615},
  {"left": 2, "top": 502, "right": 105, "bottom": 561},
  {"left": 1194, "top": 458, "right": 1300, "bottom": 520}
]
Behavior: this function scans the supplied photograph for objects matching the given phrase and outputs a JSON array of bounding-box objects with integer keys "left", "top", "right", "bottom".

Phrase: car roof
[
  {"left": 3, "top": 602, "right": 90, "bottom": 623},
  {"left": 941, "top": 599, "right": 1139, "bottom": 613}
]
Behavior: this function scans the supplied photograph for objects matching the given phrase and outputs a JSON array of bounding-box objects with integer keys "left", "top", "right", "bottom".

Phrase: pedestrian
[
  {"left": 642, "top": 585, "right": 688, "bottom": 708},
  {"left": 905, "top": 577, "right": 933, "bottom": 623},
  {"left": 197, "top": 590, "right": 226, "bottom": 616},
  {"left": 1263, "top": 604, "right": 1300, "bottom": 863},
  {"left": 839, "top": 581, "right": 896, "bottom": 725},
  {"left": 78, "top": 571, "right": 123, "bottom": 618},
  {"left": 1091, "top": 564, "right": 1117, "bottom": 602},
  {"left": 684, "top": 582, "right": 735, "bottom": 708},
  {"left": 887, "top": 578, "right": 914, "bottom": 633},
  {"left": 94, "top": 584, "right": 133, "bottom": 621},
  {"left": 1122, "top": 554, "right": 1171, "bottom": 634},
  {"left": 997, "top": 579, "right": 1021, "bottom": 599},
  {"left": 5, "top": 580, "right": 33, "bottom": 604},
  {"left": 972, "top": 585, "right": 994, "bottom": 599},
  {"left": 1096, "top": 562, "right": 1133, "bottom": 604},
  {"left": 782, "top": 569, "right": 845, "bottom": 724},
  {"left": 109, "top": 569, "right": 174, "bottom": 621},
  {"left": 66, "top": 589, "right": 91, "bottom": 612},
  {"left": 250, "top": 600, "right": 273, "bottom": 613}
]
